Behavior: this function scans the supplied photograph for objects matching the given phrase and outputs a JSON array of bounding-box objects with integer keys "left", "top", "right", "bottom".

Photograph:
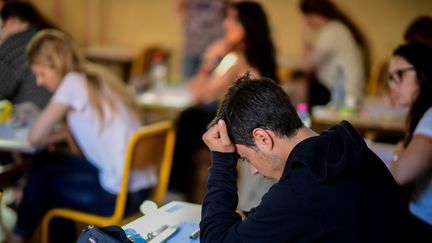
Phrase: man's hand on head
[{"left": 203, "top": 119, "right": 235, "bottom": 153}]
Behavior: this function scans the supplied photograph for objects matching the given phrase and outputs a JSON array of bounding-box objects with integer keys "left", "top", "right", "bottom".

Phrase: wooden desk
[
  {"left": 84, "top": 45, "right": 135, "bottom": 82},
  {"left": 312, "top": 99, "right": 407, "bottom": 141},
  {"left": 123, "top": 201, "right": 201, "bottom": 242}
]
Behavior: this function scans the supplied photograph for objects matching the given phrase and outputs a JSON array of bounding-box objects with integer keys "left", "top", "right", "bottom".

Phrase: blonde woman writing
[{"left": 8, "top": 29, "right": 154, "bottom": 243}]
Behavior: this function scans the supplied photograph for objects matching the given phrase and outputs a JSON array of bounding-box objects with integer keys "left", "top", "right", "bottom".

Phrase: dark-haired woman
[
  {"left": 389, "top": 42, "right": 432, "bottom": 237},
  {"left": 299, "top": 0, "right": 369, "bottom": 108},
  {"left": 170, "top": 1, "right": 278, "bottom": 204}
]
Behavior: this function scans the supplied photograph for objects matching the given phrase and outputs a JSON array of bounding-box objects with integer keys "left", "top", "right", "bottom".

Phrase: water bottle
[
  {"left": 296, "top": 103, "right": 311, "bottom": 128},
  {"left": 150, "top": 52, "right": 168, "bottom": 90},
  {"left": 331, "top": 65, "right": 345, "bottom": 110}
]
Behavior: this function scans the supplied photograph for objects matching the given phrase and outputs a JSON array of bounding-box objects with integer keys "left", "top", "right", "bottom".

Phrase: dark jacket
[
  {"left": 0, "top": 27, "right": 51, "bottom": 109},
  {"left": 200, "top": 121, "right": 411, "bottom": 243}
]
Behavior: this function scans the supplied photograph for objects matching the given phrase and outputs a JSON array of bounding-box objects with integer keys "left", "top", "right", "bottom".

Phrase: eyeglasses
[{"left": 388, "top": 66, "right": 415, "bottom": 85}]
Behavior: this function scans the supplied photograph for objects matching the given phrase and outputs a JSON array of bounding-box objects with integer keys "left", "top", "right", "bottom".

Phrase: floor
[{"left": 0, "top": 188, "right": 17, "bottom": 242}]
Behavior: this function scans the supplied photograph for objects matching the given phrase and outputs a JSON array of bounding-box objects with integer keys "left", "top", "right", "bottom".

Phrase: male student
[{"left": 200, "top": 74, "right": 413, "bottom": 242}]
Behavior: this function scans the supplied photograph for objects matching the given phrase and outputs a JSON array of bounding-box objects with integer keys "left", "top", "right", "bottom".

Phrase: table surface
[
  {"left": 124, "top": 200, "right": 201, "bottom": 242},
  {"left": 136, "top": 85, "right": 193, "bottom": 110},
  {"left": 0, "top": 124, "right": 37, "bottom": 153},
  {"left": 311, "top": 98, "right": 407, "bottom": 139}
]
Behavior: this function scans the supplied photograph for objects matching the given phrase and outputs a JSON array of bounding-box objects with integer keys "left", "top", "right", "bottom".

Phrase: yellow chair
[
  {"left": 0, "top": 188, "right": 5, "bottom": 237},
  {"left": 366, "top": 58, "right": 389, "bottom": 97},
  {"left": 40, "top": 120, "right": 176, "bottom": 243}
]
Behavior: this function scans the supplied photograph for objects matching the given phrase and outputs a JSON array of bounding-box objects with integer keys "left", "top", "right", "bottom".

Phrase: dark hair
[
  {"left": 299, "top": 0, "right": 370, "bottom": 71},
  {"left": 404, "top": 15, "right": 432, "bottom": 47},
  {"left": 393, "top": 42, "right": 432, "bottom": 146},
  {"left": 209, "top": 73, "right": 302, "bottom": 147},
  {"left": 1, "top": 1, "right": 56, "bottom": 30},
  {"left": 230, "top": 1, "right": 279, "bottom": 83}
]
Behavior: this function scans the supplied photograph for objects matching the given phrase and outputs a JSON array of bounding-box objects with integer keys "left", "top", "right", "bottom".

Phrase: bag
[{"left": 76, "top": 225, "right": 132, "bottom": 243}]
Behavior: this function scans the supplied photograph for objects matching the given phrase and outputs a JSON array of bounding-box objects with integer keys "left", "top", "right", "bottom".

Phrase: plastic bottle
[
  {"left": 150, "top": 52, "right": 168, "bottom": 90},
  {"left": 296, "top": 103, "right": 311, "bottom": 128},
  {"left": 331, "top": 65, "right": 345, "bottom": 110}
]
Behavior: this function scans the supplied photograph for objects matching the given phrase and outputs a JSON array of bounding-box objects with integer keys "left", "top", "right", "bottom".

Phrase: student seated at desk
[
  {"left": 200, "top": 74, "right": 414, "bottom": 242},
  {"left": 170, "top": 1, "right": 278, "bottom": 204},
  {"left": 389, "top": 43, "right": 432, "bottom": 237},
  {"left": 7, "top": 29, "right": 154, "bottom": 243},
  {"left": 0, "top": 1, "right": 54, "bottom": 109},
  {"left": 298, "top": 0, "right": 369, "bottom": 108}
]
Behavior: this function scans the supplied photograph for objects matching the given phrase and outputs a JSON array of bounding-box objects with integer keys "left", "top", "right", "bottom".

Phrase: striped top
[{"left": 0, "top": 27, "right": 51, "bottom": 109}]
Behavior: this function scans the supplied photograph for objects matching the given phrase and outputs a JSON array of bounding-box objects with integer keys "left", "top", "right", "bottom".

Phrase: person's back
[
  {"left": 0, "top": 27, "right": 50, "bottom": 108},
  {"left": 0, "top": 1, "right": 54, "bottom": 109},
  {"left": 274, "top": 121, "right": 410, "bottom": 242},
  {"left": 299, "top": 0, "right": 369, "bottom": 109}
]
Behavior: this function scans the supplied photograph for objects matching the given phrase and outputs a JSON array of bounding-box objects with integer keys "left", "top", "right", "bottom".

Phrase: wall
[{"left": 28, "top": 0, "right": 432, "bottom": 80}]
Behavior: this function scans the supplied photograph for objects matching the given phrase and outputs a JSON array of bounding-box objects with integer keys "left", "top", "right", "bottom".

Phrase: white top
[
  {"left": 52, "top": 72, "right": 156, "bottom": 194},
  {"left": 314, "top": 21, "right": 366, "bottom": 106},
  {"left": 410, "top": 107, "right": 432, "bottom": 225}
]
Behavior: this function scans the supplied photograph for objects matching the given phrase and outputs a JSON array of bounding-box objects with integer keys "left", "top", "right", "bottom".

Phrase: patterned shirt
[
  {"left": 0, "top": 27, "right": 51, "bottom": 109},
  {"left": 183, "top": 0, "right": 226, "bottom": 57}
]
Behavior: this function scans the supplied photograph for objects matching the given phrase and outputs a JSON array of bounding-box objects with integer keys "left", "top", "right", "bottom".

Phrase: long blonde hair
[{"left": 26, "top": 29, "right": 141, "bottom": 124}]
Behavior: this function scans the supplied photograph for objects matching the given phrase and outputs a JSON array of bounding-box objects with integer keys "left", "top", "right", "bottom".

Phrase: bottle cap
[
  {"left": 152, "top": 51, "right": 165, "bottom": 62},
  {"left": 296, "top": 103, "right": 308, "bottom": 112}
]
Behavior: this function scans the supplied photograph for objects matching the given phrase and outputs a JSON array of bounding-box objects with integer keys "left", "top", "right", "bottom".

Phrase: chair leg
[{"left": 41, "top": 214, "right": 51, "bottom": 243}]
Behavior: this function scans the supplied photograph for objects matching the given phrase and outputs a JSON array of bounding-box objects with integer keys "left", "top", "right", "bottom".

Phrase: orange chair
[{"left": 40, "top": 121, "right": 176, "bottom": 243}]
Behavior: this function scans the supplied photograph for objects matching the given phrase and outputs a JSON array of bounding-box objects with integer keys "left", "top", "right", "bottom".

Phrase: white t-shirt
[
  {"left": 410, "top": 107, "right": 432, "bottom": 225},
  {"left": 314, "top": 21, "right": 366, "bottom": 107},
  {"left": 52, "top": 72, "right": 156, "bottom": 194}
]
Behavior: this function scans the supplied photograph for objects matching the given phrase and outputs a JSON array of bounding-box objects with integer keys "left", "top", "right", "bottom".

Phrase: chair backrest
[
  {"left": 112, "top": 120, "right": 176, "bottom": 221},
  {"left": 40, "top": 121, "right": 176, "bottom": 243},
  {"left": 366, "top": 58, "right": 389, "bottom": 97}
]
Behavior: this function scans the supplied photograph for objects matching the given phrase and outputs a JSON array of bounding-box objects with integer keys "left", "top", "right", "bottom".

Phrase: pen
[
  {"left": 146, "top": 224, "right": 169, "bottom": 241},
  {"left": 189, "top": 228, "right": 200, "bottom": 240}
]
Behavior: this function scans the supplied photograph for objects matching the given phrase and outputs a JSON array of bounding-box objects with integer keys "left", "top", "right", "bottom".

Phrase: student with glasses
[{"left": 389, "top": 42, "right": 432, "bottom": 237}]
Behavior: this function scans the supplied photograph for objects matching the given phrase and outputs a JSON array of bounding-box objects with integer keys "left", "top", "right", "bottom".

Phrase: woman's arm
[
  {"left": 28, "top": 101, "right": 70, "bottom": 145},
  {"left": 390, "top": 134, "right": 432, "bottom": 185},
  {"left": 190, "top": 65, "right": 238, "bottom": 103}
]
